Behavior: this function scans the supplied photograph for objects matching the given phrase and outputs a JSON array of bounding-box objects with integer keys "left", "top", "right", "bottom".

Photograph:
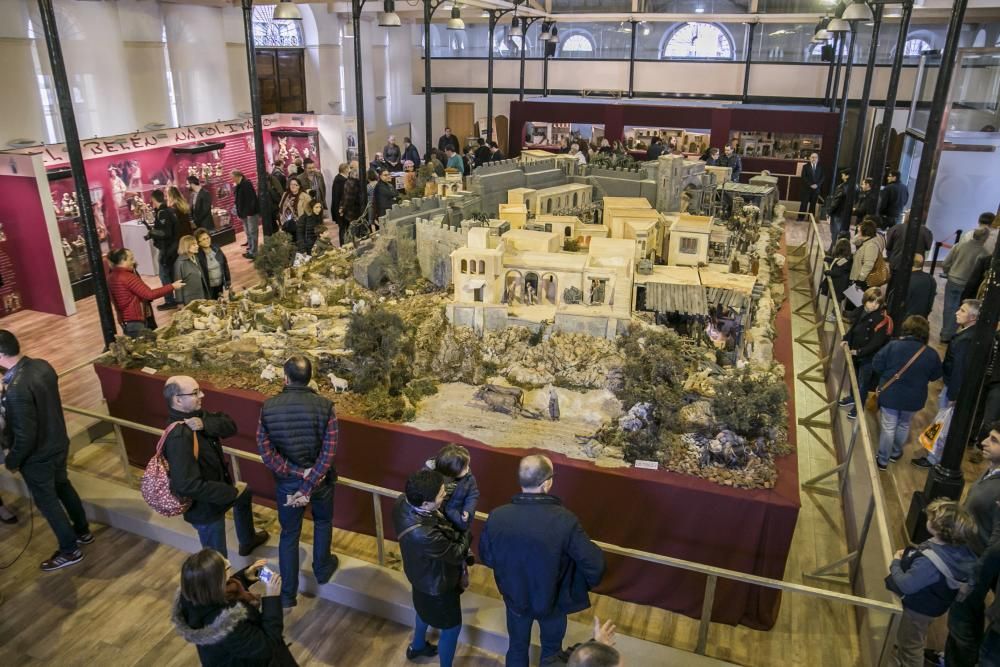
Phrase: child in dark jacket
[
  {"left": 840, "top": 287, "right": 893, "bottom": 418},
  {"left": 426, "top": 444, "right": 480, "bottom": 532},
  {"left": 822, "top": 238, "right": 853, "bottom": 323},
  {"left": 886, "top": 499, "right": 977, "bottom": 667}
]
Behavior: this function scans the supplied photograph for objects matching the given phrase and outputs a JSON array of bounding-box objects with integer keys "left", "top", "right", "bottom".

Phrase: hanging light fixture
[
  {"left": 447, "top": 5, "right": 465, "bottom": 30},
  {"left": 539, "top": 21, "right": 551, "bottom": 41},
  {"left": 510, "top": 16, "right": 522, "bottom": 37},
  {"left": 378, "top": 0, "right": 401, "bottom": 27},
  {"left": 827, "top": 17, "right": 851, "bottom": 32},
  {"left": 842, "top": 0, "right": 874, "bottom": 21},
  {"left": 549, "top": 24, "right": 558, "bottom": 43},
  {"left": 813, "top": 17, "right": 831, "bottom": 41},
  {"left": 273, "top": 0, "right": 303, "bottom": 21}
]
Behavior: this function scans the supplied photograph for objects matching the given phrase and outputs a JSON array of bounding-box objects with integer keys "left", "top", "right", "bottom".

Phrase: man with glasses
[
  {"left": 480, "top": 455, "right": 605, "bottom": 666},
  {"left": 162, "top": 375, "right": 268, "bottom": 558}
]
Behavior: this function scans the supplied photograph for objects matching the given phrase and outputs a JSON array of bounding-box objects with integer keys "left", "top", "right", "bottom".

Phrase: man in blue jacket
[{"left": 480, "top": 454, "right": 605, "bottom": 666}]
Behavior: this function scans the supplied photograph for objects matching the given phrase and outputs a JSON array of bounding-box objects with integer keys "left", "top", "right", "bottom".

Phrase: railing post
[
  {"left": 372, "top": 491, "right": 386, "bottom": 567},
  {"left": 112, "top": 423, "right": 133, "bottom": 486},
  {"left": 231, "top": 457, "right": 243, "bottom": 485},
  {"left": 695, "top": 574, "right": 717, "bottom": 655}
]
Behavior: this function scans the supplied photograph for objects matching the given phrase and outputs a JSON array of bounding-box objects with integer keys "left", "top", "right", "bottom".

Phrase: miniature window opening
[
  {"left": 253, "top": 5, "right": 304, "bottom": 48},
  {"left": 680, "top": 237, "right": 699, "bottom": 254},
  {"left": 461, "top": 259, "right": 468, "bottom": 273},
  {"left": 478, "top": 260, "right": 486, "bottom": 274}
]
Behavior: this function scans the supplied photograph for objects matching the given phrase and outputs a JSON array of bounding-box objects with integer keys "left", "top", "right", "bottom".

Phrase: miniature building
[
  {"left": 654, "top": 154, "right": 713, "bottom": 214},
  {"left": 705, "top": 165, "right": 732, "bottom": 184},
  {"left": 667, "top": 215, "right": 713, "bottom": 266},
  {"left": 520, "top": 149, "right": 559, "bottom": 164},
  {"left": 525, "top": 183, "right": 593, "bottom": 216},
  {"left": 498, "top": 203, "right": 528, "bottom": 230},
  {"left": 602, "top": 197, "right": 668, "bottom": 261},
  {"left": 532, "top": 215, "right": 609, "bottom": 249}
]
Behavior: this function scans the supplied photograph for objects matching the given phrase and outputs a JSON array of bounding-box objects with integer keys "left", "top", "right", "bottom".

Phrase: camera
[{"left": 258, "top": 565, "right": 276, "bottom": 584}]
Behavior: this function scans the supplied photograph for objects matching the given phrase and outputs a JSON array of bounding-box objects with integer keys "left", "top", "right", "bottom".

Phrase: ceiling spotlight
[
  {"left": 549, "top": 25, "right": 558, "bottom": 42},
  {"left": 827, "top": 17, "right": 850, "bottom": 32},
  {"left": 510, "top": 16, "right": 522, "bottom": 38},
  {"left": 481, "top": 9, "right": 490, "bottom": 18},
  {"left": 540, "top": 21, "right": 551, "bottom": 41},
  {"left": 447, "top": 5, "right": 465, "bottom": 30},
  {"left": 842, "top": 1, "right": 874, "bottom": 21},
  {"left": 694, "top": 6, "right": 705, "bottom": 13},
  {"left": 378, "top": 0, "right": 400, "bottom": 27},
  {"left": 273, "top": 0, "right": 302, "bottom": 21}
]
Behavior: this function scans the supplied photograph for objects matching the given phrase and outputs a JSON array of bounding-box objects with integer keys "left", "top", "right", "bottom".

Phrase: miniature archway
[
  {"left": 541, "top": 273, "right": 558, "bottom": 304},
  {"left": 524, "top": 272, "right": 540, "bottom": 304},
  {"left": 461, "top": 259, "right": 468, "bottom": 273},
  {"left": 504, "top": 270, "right": 523, "bottom": 303},
  {"left": 478, "top": 259, "right": 486, "bottom": 274}
]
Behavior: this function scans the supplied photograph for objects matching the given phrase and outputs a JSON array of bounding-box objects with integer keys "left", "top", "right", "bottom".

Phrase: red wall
[{"left": 0, "top": 174, "right": 69, "bottom": 315}]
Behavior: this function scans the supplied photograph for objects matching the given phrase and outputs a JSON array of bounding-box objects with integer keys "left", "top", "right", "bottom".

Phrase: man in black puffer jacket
[
  {"left": 258, "top": 356, "right": 339, "bottom": 609},
  {"left": 480, "top": 455, "right": 605, "bottom": 667},
  {"left": 163, "top": 375, "right": 269, "bottom": 560},
  {"left": 393, "top": 469, "right": 470, "bottom": 664}
]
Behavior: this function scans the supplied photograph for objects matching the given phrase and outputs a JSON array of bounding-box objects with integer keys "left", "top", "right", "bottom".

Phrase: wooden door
[
  {"left": 446, "top": 102, "right": 476, "bottom": 152},
  {"left": 495, "top": 115, "right": 509, "bottom": 156},
  {"left": 255, "top": 49, "right": 306, "bottom": 115}
]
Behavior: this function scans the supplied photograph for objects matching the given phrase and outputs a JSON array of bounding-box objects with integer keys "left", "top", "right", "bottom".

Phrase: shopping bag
[{"left": 919, "top": 406, "right": 953, "bottom": 461}]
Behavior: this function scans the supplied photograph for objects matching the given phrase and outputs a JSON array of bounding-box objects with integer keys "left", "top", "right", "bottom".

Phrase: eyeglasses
[{"left": 176, "top": 389, "right": 204, "bottom": 398}]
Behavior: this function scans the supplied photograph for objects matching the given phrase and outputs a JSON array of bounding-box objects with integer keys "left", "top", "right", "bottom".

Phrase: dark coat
[
  {"left": 295, "top": 212, "right": 323, "bottom": 254},
  {"left": 330, "top": 174, "right": 347, "bottom": 223},
  {"left": 885, "top": 223, "right": 933, "bottom": 273},
  {"left": 646, "top": 143, "right": 665, "bottom": 161},
  {"left": 853, "top": 188, "right": 878, "bottom": 222},
  {"left": 149, "top": 204, "right": 181, "bottom": 266},
  {"left": 197, "top": 244, "right": 232, "bottom": 291},
  {"left": 473, "top": 145, "right": 492, "bottom": 168},
  {"left": 872, "top": 337, "right": 943, "bottom": 412},
  {"left": 801, "top": 162, "right": 824, "bottom": 192},
  {"left": 880, "top": 181, "right": 910, "bottom": 221},
  {"left": 721, "top": 152, "right": 742, "bottom": 182},
  {"left": 887, "top": 541, "right": 977, "bottom": 617},
  {"left": 479, "top": 493, "right": 605, "bottom": 617},
  {"left": 425, "top": 458, "right": 480, "bottom": 531},
  {"left": 192, "top": 189, "right": 214, "bottom": 230},
  {"left": 271, "top": 167, "right": 287, "bottom": 193},
  {"left": 437, "top": 134, "right": 460, "bottom": 153},
  {"left": 961, "top": 254, "right": 991, "bottom": 301},
  {"left": 234, "top": 178, "right": 259, "bottom": 218},
  {"left": 172, "top": 568, "right": 297, "bottom": 667},
  {"left": 259, "top": 386, "right": 335, "bottom": 477},
  {"left": 943, "top": 325, "right": 975, "bottom": 396},
  {"left": 2, "top": 357, "right": 69, "bottom": 471},
  {"left": 341, "top": 177, "right": 363, "bottom": 225},
  {"left": 826, "top": 181, "right": 850, "bottom": 221},
  {"left": 296, "top": 171, "right": 327, "bottom": 210},
  {"left": 488, "top": 149, "right": 506, "bottom": 162},
  {"left": 392, "top": 496, "right": 470, "bottom": 597},
  {"left": 402, "top": 144, "right": 421, "bottom": 168},
  {"left": 904, "top": 271, "right": 937, "bottom": 319},
  {"left": 162, "top": 408, "right": 240, "bottom": 526},
  {"left": 843, "top": 307, "right": 893, "bottom": 363},
  {"left": 822, "top": 256, "right": 851, "bottom": 301},
  {"left": 373, "top": 181, "right": 398, "bottom": 220}
]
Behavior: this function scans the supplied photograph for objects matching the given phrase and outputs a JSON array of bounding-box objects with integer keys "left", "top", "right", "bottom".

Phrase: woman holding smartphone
[{"left": 172, "top": 548, "right": 297, "bottom": 666}]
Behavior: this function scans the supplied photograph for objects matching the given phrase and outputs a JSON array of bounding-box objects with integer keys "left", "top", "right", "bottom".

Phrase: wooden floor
[
  {"left": 0, "top": 494, "right": 502, "bottom": 667},
  {"left": 3, "top": 220, "right": 983, "bottom": 666}
]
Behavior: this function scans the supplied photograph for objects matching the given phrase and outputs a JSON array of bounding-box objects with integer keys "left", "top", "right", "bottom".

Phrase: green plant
[
  {"left": 711, "top": 365, "right": 788, "bottom": 436},
  {"left": 563, "top": 238, "right": 580, "bottom": 252},
  {"left": 253, "top": 231, "right": 297, "bottom": 296},
  {"left": 345, "top": 306, "right": 412, "bottom": 394}
]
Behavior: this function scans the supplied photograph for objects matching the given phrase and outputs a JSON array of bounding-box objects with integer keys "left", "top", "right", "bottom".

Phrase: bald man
[
  {"left": 480, "top": 455, "right": 605, "bottom": 666},
  {"left": 161, "top": 375, "right": 268, "bottom": 558}
]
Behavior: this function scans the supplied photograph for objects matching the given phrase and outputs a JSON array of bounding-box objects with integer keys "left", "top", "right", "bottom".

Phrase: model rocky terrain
[{"left": 108, "top": 221, "right": 791, "bottom": 490}]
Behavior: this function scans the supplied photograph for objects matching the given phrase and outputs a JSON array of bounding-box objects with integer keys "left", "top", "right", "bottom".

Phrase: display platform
[{"left": 93, "top": 282, "right": 798, "bottom": 630}]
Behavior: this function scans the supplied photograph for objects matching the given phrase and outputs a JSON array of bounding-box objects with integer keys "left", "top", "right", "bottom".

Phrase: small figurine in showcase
[{"left": 109, "top": 166, "right": 127, "bottom": 207}]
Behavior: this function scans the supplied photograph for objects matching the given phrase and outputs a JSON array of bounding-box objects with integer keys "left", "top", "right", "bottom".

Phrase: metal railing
[{"left": 60, "top": 398, "right": 902, "bottom": 660}]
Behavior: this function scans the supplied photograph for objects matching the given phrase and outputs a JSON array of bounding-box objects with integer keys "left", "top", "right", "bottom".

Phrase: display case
[
  {"left": 729, "top": 131, "right": 823, "bottom": 160},
  {"left": 172, "top": 142, "right": 236, "bottom": 245},
  {"left": 624, "top": 126, "right": 710, "bottom": 155},
  {"left": 270, "top": 130, "right": 320, "bottom": 168},
  {"left": 47, "top": 169, "right": 108, "bottom": 300}
]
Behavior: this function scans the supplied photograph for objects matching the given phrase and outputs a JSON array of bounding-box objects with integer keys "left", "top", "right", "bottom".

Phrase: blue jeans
[
  {"left": 20, "top": 452, "right": 90, "bottom": 553},
  {"left": 877, "top": 407, "right": 914, "bottom": 466},
  {"left": 412, "top": 612, "right": 460, "bottom": 667},
  {"left": 244, "top": 214, "right": 260, "bottom": 255},
  {"left": 192, "top": 485, "right": 256, "bottom": 558},
  {"left": 505, "top": 608, "right": 568, "bottom": 667},
  {"left": 158, "top": 262, "right": 177, "bottom": 305},
  {"left": 275, "top": 477, "right": 335, "bottom": 605},
  {"left": 940, "top": 280, "right": 965, "bottom": 341}
]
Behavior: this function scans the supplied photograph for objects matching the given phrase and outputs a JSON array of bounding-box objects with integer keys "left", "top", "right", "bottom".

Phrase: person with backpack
[
  {"left": 161, "top": 375, "right": 268, "bottom": 559},
  {"left": 886, "top": 499, "right": 977, "bottom": 667},
  {"left": 838, "top": 288, "right": 893, "bottom": 420}
]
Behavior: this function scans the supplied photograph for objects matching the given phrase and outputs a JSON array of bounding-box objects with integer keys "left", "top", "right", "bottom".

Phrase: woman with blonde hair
[
  {"left": 173, "top": 234, "right": 209, "bottom": 304},
  {"left": 167, "top": 185, "right": 194, "bottom": 236},
  {"left": 278, "top": 178, "right": 308, "bottom": 236},
  {"left": 172, "top": 549, "right": 297, "bottom": 666}
]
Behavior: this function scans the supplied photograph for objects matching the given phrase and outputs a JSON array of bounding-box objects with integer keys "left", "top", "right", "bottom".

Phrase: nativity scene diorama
[{"left": 108, "top": 150, "right": 791, "bottom": 490}]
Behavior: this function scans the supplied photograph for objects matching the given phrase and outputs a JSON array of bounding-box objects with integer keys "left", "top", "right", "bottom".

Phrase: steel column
[
  {"left": 844, "top": 4, "right": 883, "bottom": 218},
  {"left": 742, "top": 23, "right": 757, "bottom": 104},
  {"left": 36, "top": 0, "right": 116, "bottom": 346},
  {"left": 827, "top": 26, "right": 857, "bottom": 202},
  {"left": 424, "top": 0, "right": 434, "bottom": 159},
  {"left": 628, "top": 20, "right": 637, "bottom": 98},
  {"left": 829, "top": 32, "right": 844, "bottom": 112},
  {"left": 868, "top": 1, "right": 914, "bottom": 182},
  {"left": 487, "top": 14, "right": 497, "bottom": 143},
  {"left": 352, "top": 0, "right": 367, "bottom": 172},
  {"left": 241, "top": 0, "right": 272, "bottom": 236}
]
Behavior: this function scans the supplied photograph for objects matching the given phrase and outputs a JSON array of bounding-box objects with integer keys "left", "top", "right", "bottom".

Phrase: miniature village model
[{"left": 108, "top": 151, "right": 791, "bottom": 490}]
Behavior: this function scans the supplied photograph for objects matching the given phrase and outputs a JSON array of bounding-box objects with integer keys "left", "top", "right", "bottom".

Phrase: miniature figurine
[{"left": 547, "top": 387, "right": 560, "bottom": 421}]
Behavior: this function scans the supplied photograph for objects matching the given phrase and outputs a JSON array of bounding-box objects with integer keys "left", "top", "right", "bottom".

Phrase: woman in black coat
[
  {"left": 821, "top": 237, "right": 852, "bottom": 322},
  {"left": 195, "top": 228, "right": 231, "bottom": 300},
  {"left": 296, "top": 199, "right": 324, "bottom": 255},
  {"left": 173, "top": 549, "right": 297, "bottom": 667},
  {"left": 839, "top": 287, "right": 893, "bottom": 420},
  {"left": 340, "top": 171, "right": 364, "bottom": 244}
]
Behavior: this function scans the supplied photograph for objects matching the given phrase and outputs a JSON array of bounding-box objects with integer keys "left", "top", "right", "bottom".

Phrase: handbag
[
  {"left": 868, "top": 344, "right": 927, "bottom": 412},
  {"left": 141, "top": 422, "right": 198, "bottom": 517},
  {"left": 867, "top": 253, "right": 890, "bottom": 287},
  {"left": 919, "top": 406, "right": 954, "bottom": 460}
]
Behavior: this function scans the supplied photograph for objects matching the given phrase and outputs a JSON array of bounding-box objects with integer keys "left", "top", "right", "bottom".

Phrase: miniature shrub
[{"left": 711, "top": 365, "right": 787, "bottom": 436}]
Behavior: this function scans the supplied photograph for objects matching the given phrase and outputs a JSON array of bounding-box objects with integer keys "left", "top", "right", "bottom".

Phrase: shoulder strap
[
  {"left": 396, "top": 522, "right": 422, "bottom": 542},
  {"left": 877, "top": 345, "right": 927, "bottom": 395},
  {"left": 921, "top": 548, "right": 962, "bottom": 590},
  {"left": 156, "top": 421, "right": 199, "bottom": 460}
]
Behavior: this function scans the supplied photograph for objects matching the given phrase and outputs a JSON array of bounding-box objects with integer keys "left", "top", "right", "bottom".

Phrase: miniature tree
[
  {"left": 711, "top": 364, "right": 787, "bottom": 437},
  {"left": 253, "top": 231, "right": 297, "bottom": 298},
  {"left": 345, "top": 305, "right": 412, "bottom": 394}
]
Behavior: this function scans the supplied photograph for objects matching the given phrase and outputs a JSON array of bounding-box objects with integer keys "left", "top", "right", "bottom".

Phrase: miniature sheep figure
[{"left": 328, "top": 373, "right": 349, "bottom": 393}]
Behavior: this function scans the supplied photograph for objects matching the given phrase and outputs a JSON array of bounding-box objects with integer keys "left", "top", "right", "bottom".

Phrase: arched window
[
  {"left": 973, "top": 29, "right": 987, "bottom": 48},
  {"left": 559, "top": 32, "right": 595, "bottom": 56},
  {"left": 903, "top": 37, "right": 932, "bottom": 58},
  {"left": 252, "top": 5, "right": 303, "bottom": 47},
  {"left": 662, "top": 22, "right": 733, "bottom": 60},
  {"left": 478, "top": 260, "right": 486, "bottom": 274},
  {"left": 461, "top": 259, "right": 468, "bottom": 273}
]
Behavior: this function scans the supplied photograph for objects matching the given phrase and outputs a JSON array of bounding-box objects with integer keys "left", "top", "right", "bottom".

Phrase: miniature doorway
[
  {"left": 524, "top": 272, "right": 540, "bottom": 305},
  {"left": 589, "top": 278, "right": 608, "bottom": 305},
  {"left": 504, "top": 270, "right": 522, "bottom": 303},
  {"left": 541, "top": 273, "right": 557, "bottom": 304},
  {"left": 473, "top": 286, "right": 483, "bottom": 302}
]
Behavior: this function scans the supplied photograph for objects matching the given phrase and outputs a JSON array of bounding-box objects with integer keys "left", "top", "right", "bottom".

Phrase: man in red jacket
[{"left": 107, "top": 248, "right": 183, "bottom": 338}]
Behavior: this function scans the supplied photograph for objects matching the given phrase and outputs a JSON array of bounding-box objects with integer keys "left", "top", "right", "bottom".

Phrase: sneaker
[
  {"left": 238, "top": 530, "right": 269, "bottom": 557},
  {"left": 847, "top": 408, "right": 857, "bottom": 420},
  {"left": 911, "top": 457, "right": 933, "bottom": 469},
  {"left": 889, "top": 453, "right": 903, "bottom": 463},
  {"left": 41, "top": 549, "right": 84, "bottom": 572},
  {"left": 76, "top": 532, "right": 95, "bottom": 546},
  {"left": 406, "top": 642, "right": 438, "bottom": 661},
  {"left": 540, "top": 650, "right": 572, "bottom": 665},
  {"left": 315, "top": 554, "right": 340, "bottom": 585},
  {"left": 875, "top": 459, "right": 888, "bottom": 471},
  {"left": 838, "top": 396, "right": 855, "bottom": 407},
  {"left": 156, "top": 303, "right": 178, "bottom": 311}
]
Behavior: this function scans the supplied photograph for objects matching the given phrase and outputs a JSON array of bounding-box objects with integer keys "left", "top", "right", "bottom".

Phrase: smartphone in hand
[{"left": 258, "top": 565, "right": 277, "bottom": 584}]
